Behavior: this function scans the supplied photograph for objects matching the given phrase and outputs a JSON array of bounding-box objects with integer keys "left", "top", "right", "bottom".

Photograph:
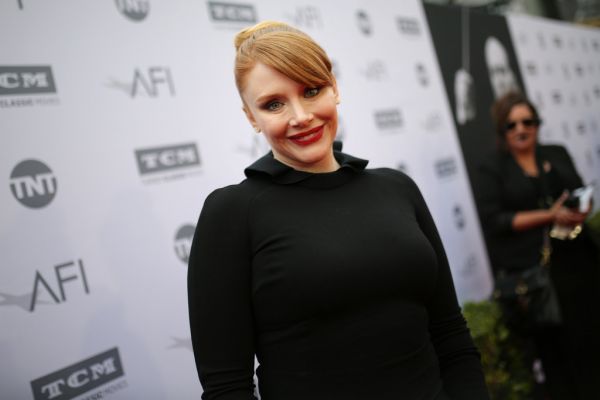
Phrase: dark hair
[{"left": 491, "top": 91, "right": 540, "bottom": 150}]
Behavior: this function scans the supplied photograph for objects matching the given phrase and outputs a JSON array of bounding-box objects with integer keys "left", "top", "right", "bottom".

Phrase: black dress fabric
[
  {"left": 188, "top": 149, "right": 488, "bottom": 400},
  {"left": 476, "top": 144, "right": 600, "bottom": 399}
]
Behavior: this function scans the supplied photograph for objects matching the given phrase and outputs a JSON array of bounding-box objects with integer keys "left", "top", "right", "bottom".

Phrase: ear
[
  {"left": 243, "top": 104, "right": 259, "bottom": 132},
  {"left": 331, "top": 76, "right": 341, "bottom": 104}
]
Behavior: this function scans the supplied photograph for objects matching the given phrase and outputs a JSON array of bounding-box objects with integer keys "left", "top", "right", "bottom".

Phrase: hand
[{"left": 554, "top": 207, "right": 587, "bottom": 227}]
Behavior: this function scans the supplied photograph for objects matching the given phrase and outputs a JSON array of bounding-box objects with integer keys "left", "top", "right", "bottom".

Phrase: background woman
[
  {"left": 188, "top": 21, "right": 488, "bottom": 400},
  {"left": 476, "top": 91, "right": 600, "bottom": 399}
]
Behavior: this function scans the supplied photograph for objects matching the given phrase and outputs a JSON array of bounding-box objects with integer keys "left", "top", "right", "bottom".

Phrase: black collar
[{"left": 244, "top": 143, "right": 369, "bottom": 188}]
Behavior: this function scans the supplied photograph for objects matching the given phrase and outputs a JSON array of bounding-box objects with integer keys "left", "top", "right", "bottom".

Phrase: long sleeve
[
  {"left": 188, "top": 186, "right": 258, "bottom": 400},
  {"left": 476, "top": 159, "right": 516, "bottom": 235},
  {"left": 407, "top": 178, "right": 490, "bottom": 399}
]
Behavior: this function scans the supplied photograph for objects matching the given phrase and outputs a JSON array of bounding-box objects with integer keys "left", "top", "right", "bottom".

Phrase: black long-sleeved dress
[{"left": 188, "top": 150, "right": 488, "bottom": 400}]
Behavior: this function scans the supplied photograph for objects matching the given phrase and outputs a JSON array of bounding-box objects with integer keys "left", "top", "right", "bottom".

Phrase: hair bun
[{"left": 234, "top": 21, "right": 292, "bottom": 51}]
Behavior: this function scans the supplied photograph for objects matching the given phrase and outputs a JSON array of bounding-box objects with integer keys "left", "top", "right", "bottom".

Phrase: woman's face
[
  {"left": 241, "top": 62, "right": 340, "bottom": 173},
  {"left": 504, "top": 103, "right": 538, "bottom": 153}
]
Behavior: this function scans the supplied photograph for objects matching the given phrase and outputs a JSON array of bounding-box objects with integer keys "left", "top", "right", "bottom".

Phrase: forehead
[
  {"left": 242, "top": 63, "right": 302, "bottom": 102},
  {"left": 508, "top": 103, "right": 533, "bottom": 119}
]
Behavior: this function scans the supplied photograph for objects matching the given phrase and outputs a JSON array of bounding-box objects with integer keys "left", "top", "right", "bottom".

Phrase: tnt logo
[
  {"left": 10, "top": 159, "right": 57, "bottom": 208},
  {"left": 174, "top": 224, "right": 195, "bottom": 264},
  {"left": 397, "top": 17, "right": 420, "bottom": 36},
  {"left": 31, "top": 348, "right": 125, "bottom": 400},
  {"left": 135, "top": 143, "right": 200, "bottom": 175},
  {"left": 435, "top": 158, "right": 457, "bottom": 179},
  {"left": 0, "top": 66, "right": 56, "bottom": 95},
  {"left": 115, "top": 0, "right": 150, "bottom": 21},
  {"left": 374, "top": 109, "right": 403, "bottom": 130},
  {"left": 208, "top": 1, "right": 257, "bottom": 23}
]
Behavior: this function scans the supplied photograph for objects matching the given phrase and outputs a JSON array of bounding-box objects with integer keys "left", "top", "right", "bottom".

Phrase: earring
[{"left": 254, "top": 126, "right": 261, "bottom": 133}]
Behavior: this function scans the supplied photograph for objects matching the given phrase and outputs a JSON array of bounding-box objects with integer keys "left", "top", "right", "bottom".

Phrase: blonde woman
[{"left": 188, "top": 21, "right": 488, "bottom": 400}]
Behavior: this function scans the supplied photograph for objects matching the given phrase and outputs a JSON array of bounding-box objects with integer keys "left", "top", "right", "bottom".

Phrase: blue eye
[
  {"left": 305, "top": 87, "right": 320, "bottom": 98},
  {"left": 265, "top": 101, "right": 283, "bottom": 111}
]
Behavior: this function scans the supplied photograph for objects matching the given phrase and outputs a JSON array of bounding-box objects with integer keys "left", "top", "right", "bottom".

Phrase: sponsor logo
[
  {"left": 115, "top": 0, "right": 150, "bottom": 21},
  {"left": 552, "top": 35, "right": 563, "bottom": 48},
  {"left": 10, "top": 159, "right": 57, "bottom": 208},
  {"left": 420, "top": 111, "right": 443, "bottom": 133},
  {"left": 396, "top": 162, "right": 409, "bottom": 174},
  {"left": 0, "top": 66, "right": 56, "bottom": 95},
  {"left": 360, "top": 60, "right": 388, "bottom": 81},
  {"left": 434, "top": 157, "right": 457, "bottom": 179},
  {"left": 525, "top": 62, "right": 537, "bottom": 76},
  {"left": 107, "top": 66, "right": 175, "bottom": 98},
  {"left": 17, "top": 0, "right": 24, "bottom": 9},
  {"left": 574, "top": 63, "right": 584, "bottom": 77},
  {"left": 593, "top": 40, "right": 599, "bottom": 51},
  {"left": 534, "top": 91, "right": 544, "bottom": 110},
  {"left": 30, "top": 348, "right": 126, "bottom": 400},
  {"left": 596, "top": 145, "right": 600, "bottom": 160},
  {"left": 453, "top": 204, "right": 466, "bottom": 230},
  {"left": 207, "top": 1, "right": 257, "bottom": 25},
  {"left": 0, "top": 258, "right": 90, "bottom": 312},
  {"left": 286, "top": 6, "right": 323, "bottom": 29},
  {"left": 168, "top": 337, "right": 193, "bottom": 351},
  {"left": 551, "top": 90, "right": 562, "bottom": 105},
  {"left": 576, "top": 121, "right": 586, "bottom": 135},
  {"left": 585, "top": 150, "right": 593, "bottom": 166},
  {"left": 415, "top": 63, "right": 429, "bottom": 86},
  {"left": 356, "top": 10, "right": 372, "bottom": 36},
  {"left": 396, "top": 16, "right": 420, "bottom": 35},
  {"left": 536, "top": 32, "right": 546, "bottom": 49},
  {"left": 374, "top": 108, "right": 403, "bottom": 131},
  {"left": 0, "top": 66, "right": 59, "bottom": 107},
  {"left": 459, "top": 253, "right": 478, "bottom": 277},
  {"left": 134, "top": 142, "right": 202, "bottom": 183},
  {"left": 174, "top": 224, "right": 195, "bottom": 264},
  {"left": 594, "top": 85, "right": 600, "bottom": 99}
]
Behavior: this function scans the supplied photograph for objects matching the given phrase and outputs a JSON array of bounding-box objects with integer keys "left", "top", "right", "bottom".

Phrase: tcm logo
[
  {"left": 374, "top": 109, "right": 403, "bottom": 131},
  {"left": 208, "top": 1, "right": 257, "bottom": 23},
  {"left": 174, "top": 224, "right": 195, "bottom": 264},
  {"left": 397, "top": 17, "right": 420, "bottom": 36},
  {"left": 108, "top": 67, "right": 175, "bottom": 98},
  {"left": 0, "top": 66, "right": 56, "bottom": 96},
  {"left": 30, "top": 348, "right": 124, "bottom": 400},
  {"left": 135, "top": 142, "right": 200, "bottom": 175},
  {"left": 10, "top": 159, "right": 57, "bottom": 209},
  {"left": 286, "top": 6, "right": 323, "bottom": 29},
  {"left": 115, "top": 0, "right": 150, "bottom": 21},
  {"left": 435, "top": 158, "right": 457, "bottom": 179}
]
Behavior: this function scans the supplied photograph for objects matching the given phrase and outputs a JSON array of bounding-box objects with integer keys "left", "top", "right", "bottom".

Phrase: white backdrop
[
  {"left": 509, "top": 14, "right": 600, "bottom": 206},
  {"left": 4, "top": 1, "right": 596, "bottom": 399}
]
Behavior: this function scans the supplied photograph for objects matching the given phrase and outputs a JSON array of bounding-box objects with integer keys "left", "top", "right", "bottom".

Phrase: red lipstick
[{"left": 288, "top": 125, "right": 324, "bottom": 146}]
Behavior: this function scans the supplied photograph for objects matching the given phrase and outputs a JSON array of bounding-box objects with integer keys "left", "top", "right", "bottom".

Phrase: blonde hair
[{"left": 234, "top": 21, "right": 334, "bottom": 94}]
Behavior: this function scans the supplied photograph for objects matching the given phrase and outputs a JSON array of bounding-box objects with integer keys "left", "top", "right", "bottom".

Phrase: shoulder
[
  {"left": 538, "top": 144, "right": 571, "bottom": 160},
  {"left": 364, "top": 167, "right": 424, "bottom": 201},
  {"left": 201, "top": 178, "right": 272, "bottom": 217}
]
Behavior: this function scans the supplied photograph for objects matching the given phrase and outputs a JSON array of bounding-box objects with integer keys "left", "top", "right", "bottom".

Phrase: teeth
[{"left": 295, "top": 132, "right": 317, "bottom": 141}]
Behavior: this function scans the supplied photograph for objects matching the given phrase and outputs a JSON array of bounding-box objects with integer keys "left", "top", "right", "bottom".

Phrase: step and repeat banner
[{"left": 1, "top": 0, "right": 597, "bottom": 399}]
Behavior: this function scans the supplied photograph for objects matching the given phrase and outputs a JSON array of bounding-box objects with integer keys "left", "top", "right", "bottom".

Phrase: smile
[{"left": 288, "top": 125, "right": 325, "bottom": 146}]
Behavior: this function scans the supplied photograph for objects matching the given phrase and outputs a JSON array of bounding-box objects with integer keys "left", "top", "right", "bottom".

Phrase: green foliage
[{"left": 463, "top": 300, "right": 533, "bottom": 400}]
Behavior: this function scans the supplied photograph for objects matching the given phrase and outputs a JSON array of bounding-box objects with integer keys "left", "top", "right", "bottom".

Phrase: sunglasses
[{"left": 505, "top": 118, "right": 541, "bottom": 132}]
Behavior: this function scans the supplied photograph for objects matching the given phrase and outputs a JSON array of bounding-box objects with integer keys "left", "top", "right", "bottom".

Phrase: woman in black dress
[
  {"left": 188, "top": 21, "right": 488, "bottom": 400},
  {"left": 476, "top": 91, "right": 600, "bottom": 399}
]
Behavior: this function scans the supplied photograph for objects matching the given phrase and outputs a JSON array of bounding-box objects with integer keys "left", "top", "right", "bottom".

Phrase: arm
[
  {"left": 188, "top": 187, "right": 258, "bottom": 400},
  {"left": 407, "top": 178, "right": 489, "bottom": 399}
]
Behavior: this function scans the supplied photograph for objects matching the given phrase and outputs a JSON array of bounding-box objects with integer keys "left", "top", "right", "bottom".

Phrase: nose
[{"left": 289, "top": 101, "right": 314, "bottom": 128}]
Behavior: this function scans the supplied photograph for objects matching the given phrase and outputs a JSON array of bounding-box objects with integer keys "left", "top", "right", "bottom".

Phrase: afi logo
[
  {"left": 208, "top": 1, "right": 257, "bottom": 23},
  {"left": 287, "top": 6, "right": 323, "bottom": 29},
  {"left": 10, "top": 159, "right": 57, "bottom": 208},
  {"left": 135, "top": 143, "right": 200, "bottom": 175},
  {"left": 108, "top": 67, "right": 175, "bottom": 98},
  {"left": 115, "top": 0, "right": 150, "bottom": 21},
  {"left": 174, "top": 224, "right": 195, "bottom": 264},
  {"left": 0, "top": 66, "right": 57, "bottom": 95},
  {"left": 30, "top": 259, "right": 89, "bottom": 312},
  {"left": 30, "top": 348, "right": 125, "bottom": 400}
]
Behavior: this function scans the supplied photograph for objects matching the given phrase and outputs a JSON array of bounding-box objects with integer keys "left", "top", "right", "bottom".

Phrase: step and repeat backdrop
[{"left": 1, "top": 0, "right": 597, "bottom": 399}]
